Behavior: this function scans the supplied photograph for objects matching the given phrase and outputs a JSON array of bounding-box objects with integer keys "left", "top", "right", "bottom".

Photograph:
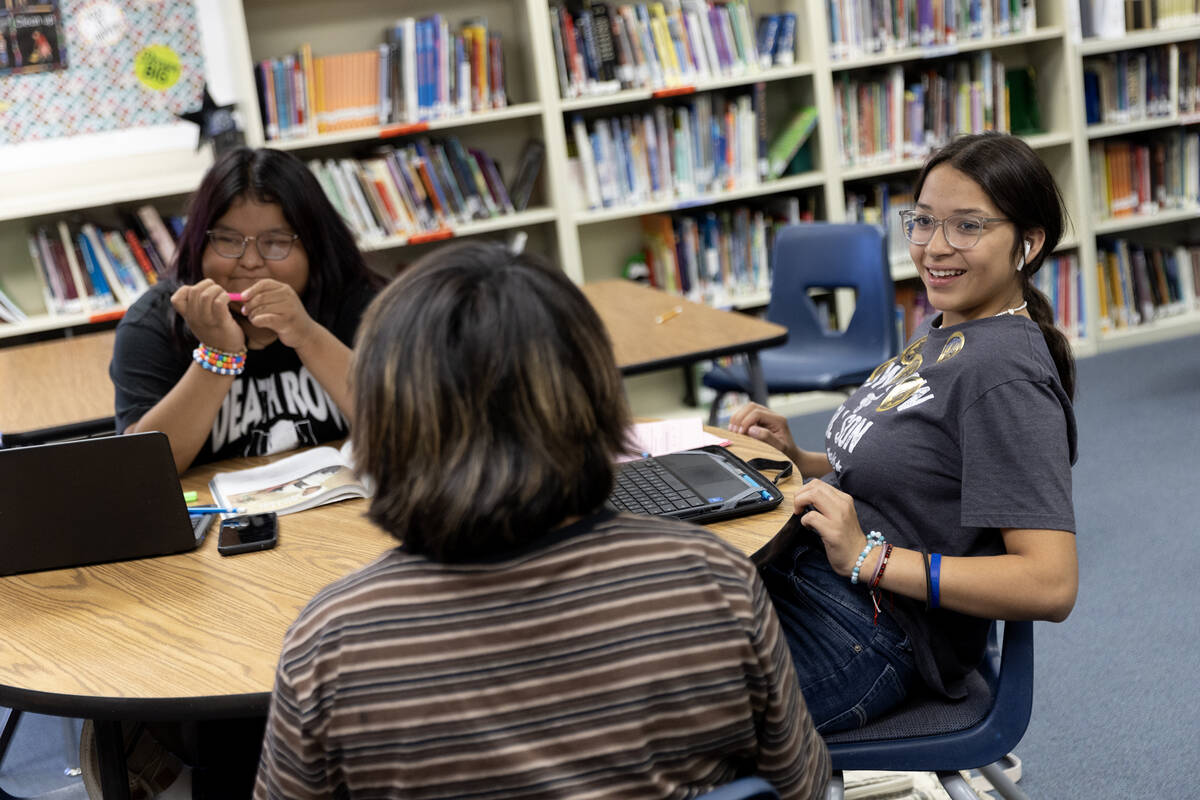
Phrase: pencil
[{"left": 654, "top": 306, "right": 683, "bottom": 324}]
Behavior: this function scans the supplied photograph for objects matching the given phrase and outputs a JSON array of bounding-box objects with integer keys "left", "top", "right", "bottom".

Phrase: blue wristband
[{"left": 930, "top": 552, "right": 942, "bottom": 609}]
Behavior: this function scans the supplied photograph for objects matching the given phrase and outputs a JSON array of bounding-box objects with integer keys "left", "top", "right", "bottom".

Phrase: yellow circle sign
[{"left": 135, "top": 45, "right": 181, "bottom": 91}]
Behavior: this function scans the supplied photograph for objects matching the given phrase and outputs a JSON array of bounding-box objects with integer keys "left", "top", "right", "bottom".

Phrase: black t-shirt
[
  {"left": 824, "top": 313, "right": 1077, "bottom": 697},
  {"left": 109, "top": 280, "right": 377, "bottom": 465}
]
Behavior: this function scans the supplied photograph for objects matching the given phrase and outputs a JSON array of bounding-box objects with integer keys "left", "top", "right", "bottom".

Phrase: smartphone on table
[{"left": 217, "top": 512, "right": 279, "bottom": 556}]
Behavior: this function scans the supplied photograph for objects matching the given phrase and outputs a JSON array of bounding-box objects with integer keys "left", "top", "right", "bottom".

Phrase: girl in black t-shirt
[{"left": 110, "top": 147, "right": 378, "bottom": 472}]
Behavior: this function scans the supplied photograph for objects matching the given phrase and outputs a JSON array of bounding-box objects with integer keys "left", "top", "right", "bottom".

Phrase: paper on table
[{"left": 616, "top": 418, "right": 730, "bottom": 462}]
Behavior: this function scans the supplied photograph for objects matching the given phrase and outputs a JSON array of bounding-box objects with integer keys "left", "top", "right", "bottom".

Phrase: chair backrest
[
  {"left": 766, "top": 223, "right": 898, "bottom": 361},
  {"left": 824, "top": 620, "right": 1035, "bottom": 773}
]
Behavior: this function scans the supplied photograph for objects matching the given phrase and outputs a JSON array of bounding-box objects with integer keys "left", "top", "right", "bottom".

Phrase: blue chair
[
  {"left": 823, "top": 621, "right": 1034, "bottom": 800},
  {"left": 698, "top": 776, "right": 780, "bottom": 800},
  {"left": 703, "top": 223, "right": 899, "bottom": 425}
]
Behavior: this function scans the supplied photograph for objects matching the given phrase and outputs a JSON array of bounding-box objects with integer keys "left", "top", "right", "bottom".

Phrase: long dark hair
[
  {"left": 914, "top": 132, "right": 1076, "bottom": 399},
  {"left": 170, "top": 147, "right": 372, "bottom": 343},
  {"left": 351, "top": 241, "right": 634, "bottom": 562}
]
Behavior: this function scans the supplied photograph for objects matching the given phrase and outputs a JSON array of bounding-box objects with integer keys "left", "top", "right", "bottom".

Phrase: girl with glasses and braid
[
  {"left": 729, "top": 132, "right": 1078, "bottom": 732},
  {"left": 110, "top": 147, "right": 379, "bottom": 472}
]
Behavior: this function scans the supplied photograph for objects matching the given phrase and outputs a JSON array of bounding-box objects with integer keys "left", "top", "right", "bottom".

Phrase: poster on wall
[
  {"left": 0, "top": 1, "right": 68, "bottom": 76},
  {"left": 0, "top": 0, "right": 220, "bottom": 165}
]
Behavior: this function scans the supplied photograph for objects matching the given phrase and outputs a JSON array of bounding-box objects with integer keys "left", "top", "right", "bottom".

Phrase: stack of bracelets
[{"left": 193, "top": 343, "right": 247, "bottom": 376}]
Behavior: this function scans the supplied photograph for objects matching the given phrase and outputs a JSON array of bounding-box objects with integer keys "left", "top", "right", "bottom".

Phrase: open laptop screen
[{"left": 0, "top": 432, "right": 198, "bottom": 576}]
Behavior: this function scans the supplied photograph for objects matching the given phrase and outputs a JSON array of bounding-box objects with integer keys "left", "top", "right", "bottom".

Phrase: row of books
[
  {"left": 1088, "top": 131, "right": 1200, "bottom": 219},
  {"left": 1096, "top": 239, "right": 1199, "bottom": 330},
  {"left": 834, "top": 55, "right": 1039, "bottom": 166},
  {"left": 828, "top": 0, "right": 1038, "bottom": 61},
  {"left": 18, "top": 209, "right": 179, "bottom": 318},
  {"left": 893, "top": 282, "right": 939, "bottom": 341},
  {"left": 1082, "top": 43, "right": 1200, "bottom": 125},
  {"left": 0, "top": 283, "right": 24, "bottom": 324},
  {"left": 257, "top": 16, "right": 507, "bottom": 141},
  {"left": 548, "top": 1, "right": 795, "bottom": 99},
  {"left": 1077, "top": 0, "right": 1200, "bottom": 38},
  {"left": 636, "top": 197, "right": 816, "bottom": 306},
  {"left": 569, "top": 91, "right": 819, "bottom": 212},
  {"left": 306, "top": 137, "right": 543, "bottom": 243},
  {"left": 1031, "top": 253, "right": 1087, "bottom": 341},
  {"left": 844, "top": 181, "right": 916, "bottom": 259}
]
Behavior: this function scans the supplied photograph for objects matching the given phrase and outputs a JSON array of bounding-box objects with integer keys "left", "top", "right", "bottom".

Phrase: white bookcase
[{"left": 1, "top": 0, "right": 1198, "bottom": 372}]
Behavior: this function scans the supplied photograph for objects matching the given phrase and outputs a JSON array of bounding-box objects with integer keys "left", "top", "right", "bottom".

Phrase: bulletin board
[{"left": 0, "top": 0, "right": 206, "bottom": 145}]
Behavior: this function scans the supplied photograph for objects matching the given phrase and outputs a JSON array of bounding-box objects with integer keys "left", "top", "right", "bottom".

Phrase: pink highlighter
[{"left": 227, "top": 292, "right": 244, "bottom": 303}]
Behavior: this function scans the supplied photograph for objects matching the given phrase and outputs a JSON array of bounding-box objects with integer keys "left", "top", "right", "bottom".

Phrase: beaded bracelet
[
  {"left": 193, "top": 343, "right": 247, "bottom": 376},
  {"left": 870, "top": 543, "right": 894, "bottom": 590},
  {"left": 850, "top": 530, "right": 884, "bottom": 585}
]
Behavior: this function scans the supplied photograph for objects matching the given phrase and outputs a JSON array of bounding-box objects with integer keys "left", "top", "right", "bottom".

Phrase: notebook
[
  {"left": 0, "top": 432, "right": 201, "bottom": 576},
  {"left": 607, "top": 445, "right": 785, "bottom": 524}
]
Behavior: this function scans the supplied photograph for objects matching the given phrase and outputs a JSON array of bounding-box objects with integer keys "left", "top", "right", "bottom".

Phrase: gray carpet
[{"left": 3, "top": 334, "right": 1198, "bottom": 798}]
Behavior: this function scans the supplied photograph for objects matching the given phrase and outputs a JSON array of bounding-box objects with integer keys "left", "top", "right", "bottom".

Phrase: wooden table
[
  {"left": 582, "top": 281, "right": 787, "bottom": 405},
  {"left": 0, "top": 330, "right": 116, "bottom": 438},
  {"left": 0, "top": 429, "right": 796, "bottom": 795}
]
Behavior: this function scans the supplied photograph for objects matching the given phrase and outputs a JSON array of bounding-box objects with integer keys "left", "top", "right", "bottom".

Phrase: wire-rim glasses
[
  {"left": 206, "top": 230, "right": 300, "bottom": 261},
  {"left": 898, "top": 210, "right": 1009, "bottom": 250}
]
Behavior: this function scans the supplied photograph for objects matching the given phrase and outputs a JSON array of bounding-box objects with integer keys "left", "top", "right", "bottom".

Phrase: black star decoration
[{"left": 179, "top": 85, "right": 244, "bottom": 154}]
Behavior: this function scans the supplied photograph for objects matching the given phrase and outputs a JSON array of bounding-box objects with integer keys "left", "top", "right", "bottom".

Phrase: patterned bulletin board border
[{"left": 0, "top": 0, "right": 206, "bottom": 145}]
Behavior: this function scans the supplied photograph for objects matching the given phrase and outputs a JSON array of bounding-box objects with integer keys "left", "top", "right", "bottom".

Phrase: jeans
[{"left": 761, "top": 540, "right": 918, "bottom": 733}]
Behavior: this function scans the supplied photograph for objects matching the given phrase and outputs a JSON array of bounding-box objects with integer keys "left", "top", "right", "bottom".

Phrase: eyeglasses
[
  {"left": 206, "top": 230, "right": 300, "bottom": 261},
  {"left": 898, "top": 210, "right": 1009, "bottom": 250}
]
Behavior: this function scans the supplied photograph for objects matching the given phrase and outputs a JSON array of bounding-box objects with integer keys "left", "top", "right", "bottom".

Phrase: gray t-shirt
[{"left": 824, "top": 313, "right": 1076, "bottom": 696}]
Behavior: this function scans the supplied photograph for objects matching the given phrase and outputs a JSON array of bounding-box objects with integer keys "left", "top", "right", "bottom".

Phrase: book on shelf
[
  {"left": 1089, "top": 130, "right": 1200, "bottom": 219},
  {"left": 636, "top": 200, "right": 805, "bottom": 305},
  {"left": 569, "top": 88, "right": 770, "bottom": 211},
  {"left": 135, "top": 205, "right": 178, "bottom": 268},
  {"left": 0, "top": 282, "right": 26, "bottom": 324},
  {"left": 20, "top": 215, "right": 165, "bottom": 320},
  {"left": 827, "top": 0, "right": 1037, "bottom": 61},
  {"left": 549, "top": 1, "right": 791, "bottom": 98},
  {"left": 208, "top": 441, "right": 373, "bottom": 518},
  {"left": 1096, "top": 238, "right": 1194, "bottom": 330},
  {"left": 509, "top": 138, "right": 545, "bottom": 212},
  {"left": 307, "top": 136, "right": 527, "bottom": 242},
  {"left": 846, "top": 180, "right": 914, "bottom": 258},
  {"left": 258, "top": 17, "right": 510, "bottom": 141},
  {"left": 765, "top": 105, "right": 817, "bottom": 180},
  {"left": 837, "top": 51, "right": 1016, "bottom": 166}
]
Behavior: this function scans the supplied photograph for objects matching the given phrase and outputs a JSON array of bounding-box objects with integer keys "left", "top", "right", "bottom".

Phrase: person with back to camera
[
  {"left": 109, "top": 147, "right": 379, "bottom": 473},
  {"left": 253, "top": 241, "right": 831, "bottom": 799},
  {"left": 729, "top": 132, "right": 1079, "bottom": 732}
]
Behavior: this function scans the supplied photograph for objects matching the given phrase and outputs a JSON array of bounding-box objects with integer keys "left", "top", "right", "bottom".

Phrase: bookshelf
[{"left": 1, "top": 0, "right": 1198, "bottom": 385}]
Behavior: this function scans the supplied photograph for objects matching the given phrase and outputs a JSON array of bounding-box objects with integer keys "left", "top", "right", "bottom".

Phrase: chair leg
[
  {"left": 977, "top": 761, "right": 1031, "bottom": 800},
  {"left": 0, "top": 709, "right": 22, "bottom": 767},
  {"left": 937, "top": 771, "right": 983, "bottom": 800},
  {"left": 823, "top": 772, "right": 844, "bottom": 800},
  {"left": 707, "top": 392, "right": 726, "bottom": 427}
]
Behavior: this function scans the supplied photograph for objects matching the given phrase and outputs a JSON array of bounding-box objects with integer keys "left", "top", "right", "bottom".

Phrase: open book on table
[{"left": 209, "top": 441, "right": 373, "bottom": 517}]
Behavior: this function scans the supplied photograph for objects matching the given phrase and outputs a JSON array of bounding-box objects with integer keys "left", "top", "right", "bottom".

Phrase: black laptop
[
  {"left": 0, "top": 432, "right": 202, "bottom": 576},
  {"left": 608, "top": 445, "right": 785, "bottom": 524}
]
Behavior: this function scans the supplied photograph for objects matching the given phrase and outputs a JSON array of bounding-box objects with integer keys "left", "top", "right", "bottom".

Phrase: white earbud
[{"left": 1017, "top": 240, "right": 1031, "bottom": 272}]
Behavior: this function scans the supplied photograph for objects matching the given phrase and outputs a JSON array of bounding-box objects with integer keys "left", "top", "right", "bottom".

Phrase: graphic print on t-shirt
[
  {"left": 210, "top": 365, "right": 347, "bottom": 457},
  {"left": 824, "top": 333, "right": 965, "bottom": 474}
]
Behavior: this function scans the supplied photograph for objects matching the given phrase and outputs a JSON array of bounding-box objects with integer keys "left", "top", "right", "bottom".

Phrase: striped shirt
[{"left": 254, "top": 511, "right": 830, "bottom": 800}]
